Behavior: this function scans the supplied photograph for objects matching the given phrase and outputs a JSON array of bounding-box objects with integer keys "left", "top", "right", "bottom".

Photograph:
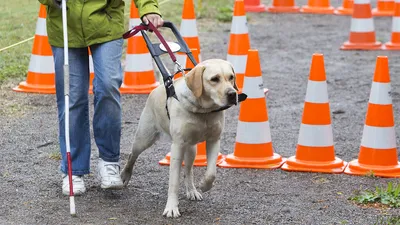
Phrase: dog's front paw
[
  {"left": 200, "top": 173, "right": 216, "bottom": 193},
  {"left": 186, "top": 189, "right": 203, "bottom": 201},
  {"left": 163, "top": 203, "right": 181, "bottom": 218},
  {"left": 120, "top": 168, "right": 132, "bottom": 187}
]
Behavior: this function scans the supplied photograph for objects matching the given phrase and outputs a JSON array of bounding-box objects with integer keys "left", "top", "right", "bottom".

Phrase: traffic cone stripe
[
  {"left": 125, "top": 53, "right": 154, "bottom": 71},
  {"left": 236, "top": 121, "right": 271, "bottom": 144},
  {"left": 353, "top": 4, "right": 372, "bottom": 18},
  {"left": 36, "top": 18, "right": 47, "bottom": 36},
  {"left": 377, "top": 0, "right": 395, "bottom": 10},
  {"left": 351, "top": 19, "right": 374, "bottom": 32},
  {"left": 28, "top": 55, "right": 54, "bottom": 73},
  {"left": 234, "top": 0, "right": 246, "bottom": 15},
  {"left": 180, "top": 19, "right": 198, "bottom": 37},
  {"left": 231, "top": 16, "right": 248, "bottom": 34},
  {"left": 228, "top": 34, "right": 251, "bottom": 54},
  {"left": 38, "top": 3, "right": 46, "bottom": 17},
  {"left": 369, "top": 83, "right": 392, "bottom": 104},
  {"left": 349, "top": 32, "right": 376, "bottom": 43},
  {"left": 129, "top": 18, "right": 142, "bottom": 29},
  {"left": 365, "top": 104, "right": 394, "bottom": 127},
  {"left": 239, "top": 99, "right": 268, "bottom": 122},
  {"left": 126, "top": 38, "right": 149, "bottom": 54},
  {"left": 233, "top": 142, "right": 273, "bottom": 158},
  {"left": 32, "top": 35, "right": 52, "bottom": 56},
  {"left": 242, "top": 77, "right": 265, "bottom": 98},
  {"left": 305, "top": 81, "right": 328, "bottom": 103},
  {"left": 296, "top": 145, "right": 335, "bottom": 161},
  {"left": 356, "top": 0, "right": 371, "bottom": 4},
  {"left": 25, "top": 72, "right": 54, "bottom": 85},
  {"left": 89, "top": 54, "right": 94, "bottom": 76},
  {"left": 302, "top": 102, "right": 331, "bottom": 125},
  {"left": 361, "top": 125, "right": 396, "bottom": 149},
  {"left": 358, "top": 146, "right": 398, "bottom": 165},
  {"left": 227, "top": 55, "right": 247, "bottom": 74},
  {"left": 298, "top": 124, "right": 333, "bottom": 146},
  {"left": 392, "top": 18, "right": 400, "bottom": 31},
  {"left": 182, "top": 0, "right": 196, "bottom": 19},
  {"left": 123, "top": 71, "right": 155, "bottom": 82}
]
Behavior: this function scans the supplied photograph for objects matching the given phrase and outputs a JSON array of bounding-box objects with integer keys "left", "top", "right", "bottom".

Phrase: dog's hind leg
[
  {"left": 121, "top": 107, "right": 160, "bottom": 187},
  {"left": 184, "top": 145, "right": 203, "bottom": 201},
  {"left": 200, "top": 140, "right": 220, "bottom": 193}
]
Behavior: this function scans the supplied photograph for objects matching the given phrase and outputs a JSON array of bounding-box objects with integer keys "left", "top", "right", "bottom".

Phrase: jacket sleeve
[
  {"left": 38, "top": 0, "right": 56, "bottom": 7},
  {"left": 134, "top": 0, "right": 162, "bottom": 18}
]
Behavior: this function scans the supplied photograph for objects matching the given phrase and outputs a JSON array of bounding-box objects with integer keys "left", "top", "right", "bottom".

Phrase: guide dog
[{"left": 121, "top": 59, "right": 239, "bottom": 218}]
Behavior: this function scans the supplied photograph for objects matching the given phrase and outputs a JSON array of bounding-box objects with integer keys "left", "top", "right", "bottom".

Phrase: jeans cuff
[
  {"left": 99, "top": 154, "right": 120, "bottom": 163},
  {"left": 60, "top": 166, "right": 90, "bottom": 176}
]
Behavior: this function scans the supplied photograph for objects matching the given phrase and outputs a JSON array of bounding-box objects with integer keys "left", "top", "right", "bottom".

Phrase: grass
[
  {"left": 349, "top": 182, "right": 400, "bottom": 208},
  {"left": 0, "top": 0, "right": 234, "bottom": 85},
  {"left": 48, "top": 149, "right": 62, "bottom": 160}
]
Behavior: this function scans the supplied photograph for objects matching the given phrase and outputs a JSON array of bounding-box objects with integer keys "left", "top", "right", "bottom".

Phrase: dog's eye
[
  {"left": 210, "top": 76, "right": 220, "bottom": 82},
  {"left": 229, "top": 75, "right": 234, "bottom": 81}
]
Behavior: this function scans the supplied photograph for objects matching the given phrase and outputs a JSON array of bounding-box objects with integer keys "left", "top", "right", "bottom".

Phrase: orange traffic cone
[
  {"left": 340, "top": 0, "right": 382, "bottom": 50},
  {"left": 334, "top": 0, "right": 354, "bottom": 15},
  {"left": 227, "top": 0, "right": 250, "bottom": 93},
  {"left": 88, "top": 48, "right": 94, "bottom": 94},
  {"left": 383, "top": 0, "right": 400, "bottom": 50},
  {"left": 300, "top": 0, "right": 335, "bottom": 14},
  {"left": 344, "top": 56, "right": 400, "bottom": 178},
  {"left": 13, "top": 4, "right": 55, "bottom": 94},
  {"left": 120, "top": 1, "right": 159, "bottom": 94},
  {"left": 266, "top": 0, "right": 300, "bottom": 13},
  {"left": 174, "top": 48, "right": 199, "bottom": 80},
  {"left": 178, "top": 0, "right": 201, "bottom": 64},
  {"left": 372, "top": 0, "right": 395, "bottom": 16},
  {"left": 159, "top": 142, "right": 225, "bottom": 167},
  {"left": 244, "top": 0, "right": 267, "bottom": 12},
  {"left": 217, "top": 49, "right": 285, "bottom": 169},
  {"left": 281, "top": 54, "right": 347, "bottom": 174}
]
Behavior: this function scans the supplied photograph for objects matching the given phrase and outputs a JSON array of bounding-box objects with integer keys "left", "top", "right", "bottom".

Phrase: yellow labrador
[{"left": 121, "top": 59, "right": 239, "bottom": 218}]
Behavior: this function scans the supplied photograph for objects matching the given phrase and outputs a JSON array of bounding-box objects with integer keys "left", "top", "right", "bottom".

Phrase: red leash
[{"left": 123, "top": 22, "right": 181, "bottom": 70}]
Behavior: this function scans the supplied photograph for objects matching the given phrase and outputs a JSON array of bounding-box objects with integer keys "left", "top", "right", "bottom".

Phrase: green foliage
[{"left": 349, "top": 182, "right": 400, "bottom": 208}]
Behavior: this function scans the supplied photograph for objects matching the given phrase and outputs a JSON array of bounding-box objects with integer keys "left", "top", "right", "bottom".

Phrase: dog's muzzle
[{"left": 227, "top": 90, "right": 238, "bottom": 105}]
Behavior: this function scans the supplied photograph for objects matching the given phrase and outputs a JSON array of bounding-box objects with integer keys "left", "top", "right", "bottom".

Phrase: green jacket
[{"left": 38, "top": 0, "right": 161, "bottom": 48}]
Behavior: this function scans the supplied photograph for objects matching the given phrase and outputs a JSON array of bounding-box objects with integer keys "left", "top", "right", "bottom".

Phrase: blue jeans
[{"left": 52, "top": 38, "right": 124, "bottom": 176}]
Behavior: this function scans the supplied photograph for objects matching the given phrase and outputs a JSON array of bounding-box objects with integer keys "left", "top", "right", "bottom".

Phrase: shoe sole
[
  {"left": 97, "top": 173, "right": 124, "bottom": 190},
  {"left": 100, "top": 184, "right": 124, "bottom": 190},
  {"left": 62, "top": 189, "right": 86, "bottom": 196}
]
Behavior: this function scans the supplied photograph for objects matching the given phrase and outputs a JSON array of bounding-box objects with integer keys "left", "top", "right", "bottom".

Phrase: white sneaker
[
  {"left": 62, "top": 174, "right": 86, "bottom": 196},
  {"left": 97, "top": 158, "right": 124, "bottom": 189}
]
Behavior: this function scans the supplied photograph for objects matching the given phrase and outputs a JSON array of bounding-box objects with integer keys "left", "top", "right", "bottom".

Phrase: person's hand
[{"left": 142, "top": 13, "right": 164, "bottom": 28}]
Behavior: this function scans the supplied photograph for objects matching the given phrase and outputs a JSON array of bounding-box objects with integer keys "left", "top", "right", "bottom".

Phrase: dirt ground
[{"left": 2, "top": 0, "right": 400, "bottom": 224}]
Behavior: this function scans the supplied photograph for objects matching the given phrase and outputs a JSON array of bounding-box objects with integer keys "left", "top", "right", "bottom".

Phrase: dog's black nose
[{"left": 227, "top": 90, "right": 237, "bottom": 104}]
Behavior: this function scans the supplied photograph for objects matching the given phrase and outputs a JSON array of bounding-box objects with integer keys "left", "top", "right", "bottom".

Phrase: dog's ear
[
  {"left": 185, "top": 65, "right": 205, "bottom": 98},
  {"left": 229, "top": 63, "right": 239, "bottom": 91}
]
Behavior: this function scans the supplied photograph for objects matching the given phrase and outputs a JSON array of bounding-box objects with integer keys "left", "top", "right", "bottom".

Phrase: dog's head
[{"left": 184, "top": 59, "right": 238, "bottom": 108}]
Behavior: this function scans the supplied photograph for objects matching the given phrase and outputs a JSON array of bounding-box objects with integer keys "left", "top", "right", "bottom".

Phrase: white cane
[{"left": 61, "top": 0, "right": 76, "bottom": 216}]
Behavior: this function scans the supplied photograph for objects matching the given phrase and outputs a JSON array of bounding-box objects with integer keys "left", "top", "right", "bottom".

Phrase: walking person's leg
[
  {"left": 90, "top": 38, "right": 124, "bottom": 189},
  {"left": 52, "top": 46, "right": 91, "bottom": 195}
]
